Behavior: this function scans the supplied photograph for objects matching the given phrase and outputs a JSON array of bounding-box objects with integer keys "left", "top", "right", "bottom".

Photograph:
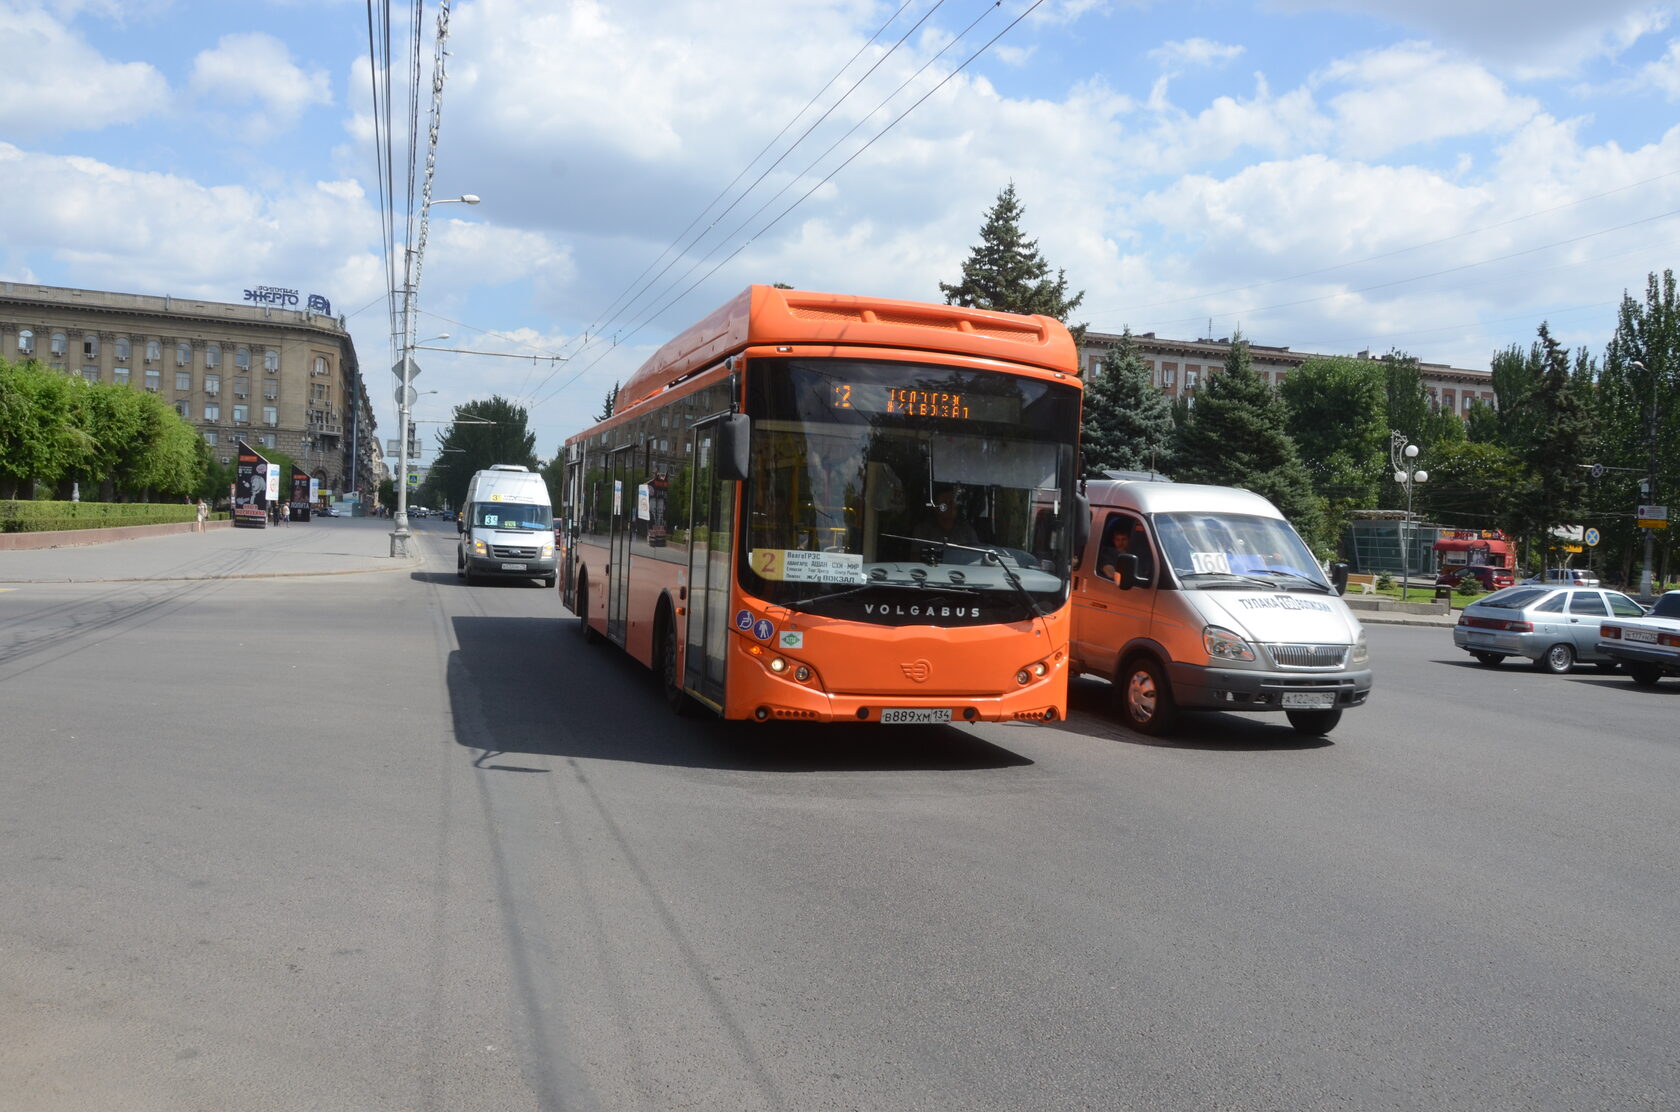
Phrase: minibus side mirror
[
  {"left": 1073, "top": 492, "right": 1090, "bottom": 555},
  {"left": 1111, "top": 551, "right": 1139, "bottom": 591},
  {"left": 1330, "top": 561, "right": 1350, "bottom": 595},
  {"left": 719, "top": 413, "right": 751, "bottom": 483}
]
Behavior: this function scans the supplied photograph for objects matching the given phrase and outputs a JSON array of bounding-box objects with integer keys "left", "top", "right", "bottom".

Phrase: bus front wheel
[{"left": 657, "top": 608, "right": 699, "bottom": 716}]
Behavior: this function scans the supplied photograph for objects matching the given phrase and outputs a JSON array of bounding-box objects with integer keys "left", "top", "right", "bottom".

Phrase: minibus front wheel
[{"left": 1119, "top": 656, "right": 1178, "bottom": 736}]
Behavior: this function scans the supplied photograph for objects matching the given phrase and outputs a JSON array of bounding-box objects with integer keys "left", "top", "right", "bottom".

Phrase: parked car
[
  {"left": 1436, "top": 564, "right": 1514, "bottom": 591},
  {"left": 1596, "top": 590, "right": 1680, "bottom": 686},
  {"left": 1522, "top": 567, "right": 1600, "bottom": 588},
  {"left": 1452, "top": 584, "right": 1647, "bottom": 672},
  {"left": 317, "top": 505, "right": 340, "bottom": 518}
]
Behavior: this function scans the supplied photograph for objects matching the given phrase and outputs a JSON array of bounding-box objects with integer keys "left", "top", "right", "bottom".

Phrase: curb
[{"left": 0, "top": 556, "right": 424, "bottom": 585}]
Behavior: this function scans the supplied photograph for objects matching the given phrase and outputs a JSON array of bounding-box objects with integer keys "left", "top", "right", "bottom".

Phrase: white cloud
[
  {"left": 1320, "top": 44, "right": 1539, "bottom": 159},
  {"left": 1640, "top": 38, "right": 1680, "bottom": 100},
  {"left": 1148, "top": 38, "right": 1244, "bottom": 72},
  {"left": 0, "top": 4, "right": 168, "bottom": 135},
  {"left": 189, "top": 32, "right": 332, "bottom": 142}
]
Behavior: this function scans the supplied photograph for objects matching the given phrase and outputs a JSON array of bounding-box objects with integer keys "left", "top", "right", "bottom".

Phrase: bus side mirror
[
  {"left": 1330, "top": 561, "right": 1350, "bottom": 595},
  {"left": 1073, "top": 493, "right": 1090, "bottom": 555},
  {"left": 719, "top": 413, "right": 751, "bottom": 482}
]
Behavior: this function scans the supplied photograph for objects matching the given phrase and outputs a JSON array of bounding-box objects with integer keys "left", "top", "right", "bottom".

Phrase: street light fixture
[
  {"left": 428, "top": 194, "right": 480, "bottom": 207},
  {"left": 1391, "top": 432, "right": 1428, "bottom": 601}
]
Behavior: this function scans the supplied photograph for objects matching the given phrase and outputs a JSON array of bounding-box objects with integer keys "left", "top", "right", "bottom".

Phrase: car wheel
[
  {"left": 1628, "top": 663, "right": 1663, "bottom": 687},
  {"left": 1535, "top": 642, "right": 1574, "bottom": 674},
  {"left": 1118, "top": 657, "right": 1178, "bottom": 736},
  {"left": 1471, "top": 651, "right": 1505, "bottom": 667},
  {"left": 542, "top": 575, "right": 556, "bottom": 589},
  {"left": 1285, "top": 708, "right": 1342, "bottom": 735},
  {"left": 456, "top": 549, "right": 465, "bottom": 579}
]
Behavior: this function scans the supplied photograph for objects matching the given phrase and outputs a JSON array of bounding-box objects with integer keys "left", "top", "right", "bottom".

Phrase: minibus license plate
[
  {"left": 1281, "top": 692, "right": 1335, "bottom": 709},
  {"left": 501, "top": 562, "right": 528, "bottom": 571},
  {"left": 880, "top": 708, "right": 951, "bottom": 724}
]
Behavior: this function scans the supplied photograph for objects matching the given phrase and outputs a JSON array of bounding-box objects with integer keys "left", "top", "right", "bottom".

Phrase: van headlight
[
  {"left": 470, "top": 538, "right": 487, "bottom": 555},
  {"left": 1203, "top": 625, "right": 1256, "bottom": 662},
  {"left": 1351, "top": 632, "right": 1368, "bottom": 665},
  {"left": 542, "top": 543, "right": 554, "bottom": 557}
]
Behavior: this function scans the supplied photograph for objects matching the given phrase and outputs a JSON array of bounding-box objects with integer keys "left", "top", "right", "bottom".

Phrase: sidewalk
[{"left": 0, "top": 517, "right": 423, "bottom": 583}]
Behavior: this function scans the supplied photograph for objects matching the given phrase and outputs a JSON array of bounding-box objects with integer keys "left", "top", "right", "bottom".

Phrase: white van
[
  {"left": 457, "top": 465, "right": 556, "bottom": 586},
  {"left": 1071, "top": 479, "right": 1371, "bottom": 735}
]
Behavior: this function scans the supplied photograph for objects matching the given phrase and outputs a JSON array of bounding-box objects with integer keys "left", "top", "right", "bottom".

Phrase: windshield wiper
[
  {"left": 1248, "top": 568, "right": 1334, "bottom": 592},
  {"left": 1178, "top": 571, "right": 1284, "bottom": 590},
  {"left": 882, "top": 533, "right": 1046, "bottom": 618},
  {"left": 785, "top": 579, "right": 980, "bottom": 612}
]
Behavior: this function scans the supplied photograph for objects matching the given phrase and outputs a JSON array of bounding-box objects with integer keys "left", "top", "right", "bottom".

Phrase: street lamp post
[
  {"left": 1630, "top": 360, "right": 1659, "bottom": 601},
  {"left": 1391, "top": 431, "right": 1428, "bottom": 601},
  {"left": 391, "top": 192, "right": 479, "bottom": 558}
]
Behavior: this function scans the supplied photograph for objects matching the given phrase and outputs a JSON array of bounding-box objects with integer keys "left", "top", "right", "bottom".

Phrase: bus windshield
[
  {"left": 743, "top": 357, "right": 1080, "bottom": 622},
  {"left": 1152, "top": 511, "right": 1329, "bottom": 590}
]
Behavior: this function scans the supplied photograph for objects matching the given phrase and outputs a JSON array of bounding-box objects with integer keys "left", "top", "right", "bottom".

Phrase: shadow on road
[
  {"left": 446, "top": 616, "right": 1035, "bottom": 773},
  {"left": 1052, "top": 676, "right": 1335, "bottom": 751}
]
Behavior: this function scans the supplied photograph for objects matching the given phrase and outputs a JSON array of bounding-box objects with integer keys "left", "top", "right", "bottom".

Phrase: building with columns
[
  {"left": 0, "top": 282, "right": 374, "bottom": 501},
  {"left": 1077, "top": 330, "right": 1496, "bottom": 417}
]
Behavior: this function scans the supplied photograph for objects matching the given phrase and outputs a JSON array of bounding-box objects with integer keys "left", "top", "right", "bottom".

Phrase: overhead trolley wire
[{"left": 529, "top": 0, "right": 1043, "bottom": 414}]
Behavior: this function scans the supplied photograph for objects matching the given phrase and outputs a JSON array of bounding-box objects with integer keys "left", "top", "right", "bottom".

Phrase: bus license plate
[
  {"left": 1281, "top": 692, "right": 1335, "bottom": 709},
  {"left": 880, "top": 708, "right": 951, "bottom": 725},
  {"left": 501, "top": 562, "right": 528, "bottom": 571}
]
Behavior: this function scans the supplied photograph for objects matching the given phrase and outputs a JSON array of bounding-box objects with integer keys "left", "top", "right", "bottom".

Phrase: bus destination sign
[{"left": 829, "top": 382, "right": 1018, "bottom": 423}]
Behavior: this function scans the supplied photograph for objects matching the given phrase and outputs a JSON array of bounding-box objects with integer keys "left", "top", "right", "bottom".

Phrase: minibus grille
[
  {"left": 1267, "top": 644, "right": 1348, "bottom": 669},
  {"left": 491, "top": 544, "right": 541, "bottom": 559}
]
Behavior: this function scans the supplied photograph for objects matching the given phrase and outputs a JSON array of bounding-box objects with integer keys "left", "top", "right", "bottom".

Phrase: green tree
[
  {"left": 1081, "top": 330, "right": 1174, "bottom": 476},
  {"left": 939, "top": 183, "right": 1086, "bottom": 340},
  {"left": 596, "top": 381, "right": 620, "bottom": 423},
  {"left": 426, "top": 395, "right": 539, "bottom": 511},
  {"left": 1598, "top": 269, "right": 1679, "bottom": 586},
  {"left": 1173, "top": 336, "right": 1324, "bottom": 546},
  {"left": 1513, "top": 323, "right": 1595, "bottom": 570},
  {"left": 1279, "top": 356, "right": 1387, "bottom": 544},
  {"left": 1414, "top": 439, "right": 1524, "bottom": 532},
  {"left": 0, "top": 358, "right": 75, "bottom": 499}
]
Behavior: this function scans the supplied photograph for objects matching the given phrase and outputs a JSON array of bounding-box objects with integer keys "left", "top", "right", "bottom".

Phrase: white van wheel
[
  {"left": 1285, "top": 708, "right": 1342, "bottom": 735},
  {"left": 1119, "top": 658, "right": 1178, "bottom": 736}
]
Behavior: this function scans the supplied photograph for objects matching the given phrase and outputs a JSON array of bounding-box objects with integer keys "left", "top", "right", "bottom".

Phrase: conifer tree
[
  {"left": 939, "top": 183, "right": 1086, "bottom": 340},
  {"left": 1081, "top": 330, "right": 1174, "bottom": 476},
  {"left": 1173, "top": 336, "right": 1324, "bottom": 547}
]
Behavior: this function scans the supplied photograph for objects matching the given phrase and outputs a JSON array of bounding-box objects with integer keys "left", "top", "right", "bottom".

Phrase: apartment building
[
  {"left": 1078, "top": 330, "right": 1496, "bottom": 417},
  {"left": 0, "top": 282, "right": 374, "bottom": 500}
]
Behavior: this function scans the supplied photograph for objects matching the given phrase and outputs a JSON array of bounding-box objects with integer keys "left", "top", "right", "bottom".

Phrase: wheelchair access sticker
[{"left": 735, "top": 609, "right": 754, "bottom": 632}]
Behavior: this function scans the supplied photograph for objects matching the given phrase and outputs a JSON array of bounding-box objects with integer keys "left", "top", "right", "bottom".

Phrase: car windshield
[
  {"left": 1651, "top": 593, "right": 1680, "bottom": 619},
  {"left": 473, "top": 502, "right": 549, "bottom": 530},
  {"left": 741, "top": 357, "right": 1080, "bottom": 622},
  {"left": 1151, "top": 511, "right": 1329, "bottom": 590}
]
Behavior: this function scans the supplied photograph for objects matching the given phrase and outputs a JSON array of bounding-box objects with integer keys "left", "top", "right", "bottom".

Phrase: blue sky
[{"left": 3, "top": 0, "right": 1678, "bottom": 461}]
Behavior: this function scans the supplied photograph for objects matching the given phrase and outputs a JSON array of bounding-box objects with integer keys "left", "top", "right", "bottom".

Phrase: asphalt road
[{"left": 1, "top": 520, "right": 1676, "bottom": 1111}]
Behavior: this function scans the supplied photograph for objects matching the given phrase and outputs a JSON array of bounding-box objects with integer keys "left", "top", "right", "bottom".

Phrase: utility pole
[{"left": 1631, "top": 360, "right": 1660, "bottom": 601}]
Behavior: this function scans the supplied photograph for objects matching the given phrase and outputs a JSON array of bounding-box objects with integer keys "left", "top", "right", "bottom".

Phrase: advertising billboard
[{"left": 233, "top": 441, "right": 269, "bottom": 528}]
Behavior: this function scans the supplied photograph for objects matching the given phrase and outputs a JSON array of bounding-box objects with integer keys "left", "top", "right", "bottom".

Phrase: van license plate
[
  {"left": 501, "top": 563, "right": 528, "bottom": 571},
  {"left": 1281, "top": 692, "right": 1335, "bottom": 709},
  {"left": 880, "top": 708, "right": 951, "bottom": 724}
]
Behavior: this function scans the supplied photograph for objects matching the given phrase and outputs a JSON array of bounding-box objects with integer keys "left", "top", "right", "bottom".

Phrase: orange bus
[{"left": 559, "top": 285, "right": 1085, "bottom": 723}]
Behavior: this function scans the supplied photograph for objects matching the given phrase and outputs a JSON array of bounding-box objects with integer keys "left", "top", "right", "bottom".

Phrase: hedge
[{"left": 0, "top": 500, "right": 198, "bottom": 534}]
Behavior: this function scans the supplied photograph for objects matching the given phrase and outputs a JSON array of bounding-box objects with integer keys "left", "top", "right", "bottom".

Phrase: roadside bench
[{"left": 1344, "top": 572, "right": 1378, "bottom": 595}]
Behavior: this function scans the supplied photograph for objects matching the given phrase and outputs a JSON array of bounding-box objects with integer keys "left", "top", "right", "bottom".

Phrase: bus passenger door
[
  {"left": 561, "top": 451, "right": 581, "bottom": 613},
  {"left": 684, "top": 420, "right": 734, "bottom": 709},
  {"left": 607, "top": 444, "right": 636, "bottom": 645}
]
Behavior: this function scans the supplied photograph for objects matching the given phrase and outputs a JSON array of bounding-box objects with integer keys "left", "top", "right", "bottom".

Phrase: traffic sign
[
  {"left": 1585, "top": 527, "right": 1600, "bottom": 546},
  {"left": 1637, "top": 505, "right": 1668, "bottom": 521},
  {"left": 391, "top": 356, "right": 422, "bottom": 381},
  {"left": 1590, "top": 463, "right": 1606, "bottom": 478}
]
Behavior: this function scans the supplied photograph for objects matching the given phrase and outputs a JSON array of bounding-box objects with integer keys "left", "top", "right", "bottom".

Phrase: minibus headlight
[
  {"left": 470, "top": 538, "right": 487, "bottom": 555},
  {"left": 1203, "top": 626, "right": 1255, "bottom": 662},
  {"left": 1351, "top": 632, "right": 1368, "bottom": 665},
  {"left": 542, "top": 543, "right": 554, "bottom": 557}
]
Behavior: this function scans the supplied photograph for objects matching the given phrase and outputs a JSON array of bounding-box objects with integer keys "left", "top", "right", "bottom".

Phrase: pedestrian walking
[
  {"left": 196, "top": 498, "right": 208, "bottom": 533},
  {"left": 279, "top": 500, "right": 290, "bottom": 526}
]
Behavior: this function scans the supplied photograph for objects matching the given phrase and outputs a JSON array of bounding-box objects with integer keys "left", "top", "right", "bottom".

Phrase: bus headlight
[
  {"left": 1203, "top": 626, "right": 1255, "bottom": 662},
  {"left": 769, "top": 656, "right": 788, "bottom": 673}
]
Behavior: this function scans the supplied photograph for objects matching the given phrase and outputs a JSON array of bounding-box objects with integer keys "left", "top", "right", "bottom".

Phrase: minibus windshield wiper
[
  {"left": 1178, "top": 571, "right": 1285, "bottom": 590},
  {"left": 1248, "top": 568, "right": 1334, "bottom": 591}
]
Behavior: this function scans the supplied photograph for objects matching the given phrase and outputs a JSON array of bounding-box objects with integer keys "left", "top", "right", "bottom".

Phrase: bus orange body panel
[{"left": 561, "top": 286, "right": 1083, "bottom": 724}]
